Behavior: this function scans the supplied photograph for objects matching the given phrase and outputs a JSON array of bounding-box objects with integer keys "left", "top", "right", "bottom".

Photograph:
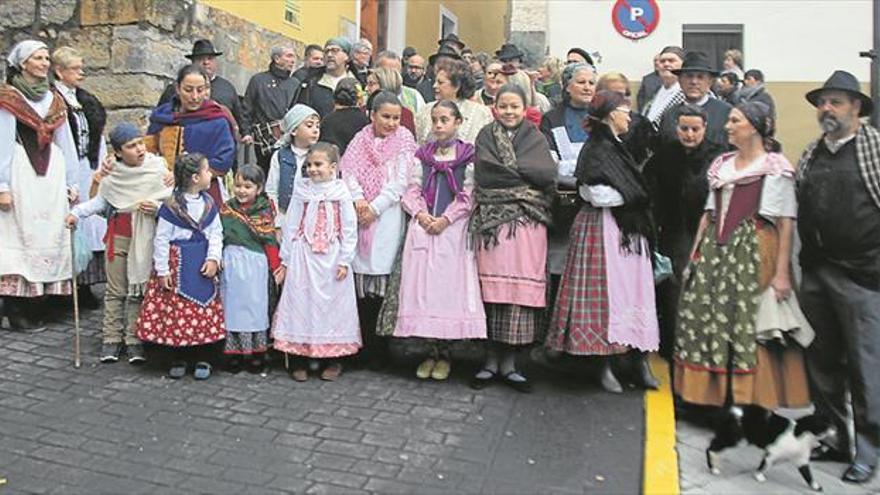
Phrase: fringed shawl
[{"left": 220, "top": 193, "right": 279, "bottom": 254}]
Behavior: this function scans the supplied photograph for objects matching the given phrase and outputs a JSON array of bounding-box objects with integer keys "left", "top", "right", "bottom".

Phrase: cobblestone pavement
[
  {"left": 0, "top": 301, "right": 644, "bottom": 494},
  {"left": 677, "top": 409, "right": 880, "bottom": 494}
]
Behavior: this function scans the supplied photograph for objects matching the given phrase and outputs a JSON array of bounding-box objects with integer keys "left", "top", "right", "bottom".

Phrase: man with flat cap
[
  {"left": 797, "top": 70, "right": 880, "bottom": 484},
  {"left": 159, "top": 39, "right": 252, "bottom": 146},
  {"left": 296, "top": 37, "right": 359, "bottom": 119},
  {"left": 656, "top": 50, "right": 731, "bottom": 148}
]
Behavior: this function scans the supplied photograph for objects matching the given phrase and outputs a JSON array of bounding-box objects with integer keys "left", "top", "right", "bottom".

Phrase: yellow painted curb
[{"left": 643, "top": 354, "right": 679, "bottom": 495}]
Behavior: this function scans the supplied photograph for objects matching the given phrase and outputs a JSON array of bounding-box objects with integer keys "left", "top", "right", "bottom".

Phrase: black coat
[
  {"left": 320, "top": 107, "right": 370, "bottom": 155},
  {"left": 636, "top": 71, "right": 662, "bottom": 113},
  {"left": 158, "top": 75, "right": 251, "bottom": 137},
  {"left": 643, "top": 138, "right": 726, "bottom": 272},
  {"left": 657, "top": 97, "right": 732, "bottom": 149},
  {"left": 66, "top": 87, "right": 106, "bottom": 168},
  {"left": 244, "top": 64, "right": 302, "bottom": 131}
]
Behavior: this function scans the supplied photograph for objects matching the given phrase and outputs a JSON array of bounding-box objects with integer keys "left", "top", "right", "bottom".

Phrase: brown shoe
[
  {"left": 320, "top": 362, "right": 342, "bottom": 381},
  {"left": 290, "top": 368, "right": 308, "bottom": 382}
]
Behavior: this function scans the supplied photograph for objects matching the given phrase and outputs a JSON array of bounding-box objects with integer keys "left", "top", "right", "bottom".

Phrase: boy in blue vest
[{"left": 265, "top": 104, "right": 321, "bottom": 227}]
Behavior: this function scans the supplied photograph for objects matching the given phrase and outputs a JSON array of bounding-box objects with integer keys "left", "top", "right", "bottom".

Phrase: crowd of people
[{"left": 2, "top": 31, "right": 879, "bottom": 484}]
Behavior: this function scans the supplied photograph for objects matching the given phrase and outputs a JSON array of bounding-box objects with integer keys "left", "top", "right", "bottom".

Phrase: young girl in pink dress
[
  {"left": 394, "top": 100, "right": 487, "bottom": 380},
  {"left": 272, "top": 143, "right": 360, "bottom": 381}
]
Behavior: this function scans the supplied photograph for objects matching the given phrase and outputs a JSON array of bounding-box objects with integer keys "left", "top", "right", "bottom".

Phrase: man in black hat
[
  {"left": 797, "top": 70, "right": 880, "bottom": 484},
  {"left": 495, "top": 43, "right": 525, "bottom": 68},
  {"left": 158, "top": 39, "right": 252, "bottom": 146},
  {"left": 244, "top": 44, "right": 302, "bottom": 172},
  {"left": 656, "top": 50, "right": 731, "bottom": 148}
]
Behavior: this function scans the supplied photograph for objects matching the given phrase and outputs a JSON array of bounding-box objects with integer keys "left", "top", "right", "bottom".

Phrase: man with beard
[
  {"left": 797, "top": 70, "right": 880, "bottom": 485},
  {"left": 245, "top": 44, "right": 301, "bottom": 171},
  {"left": 296, "top": 38, "right": 359, "bottom": 119},
  {"left": 656, "top": 51, "right": 732, "bottom": 148},
  {"left": 642, "top": 104, "right": 725, "bottom": 358},
  {"left": 403, "top": 54, "right": 432, "bottom": 102}
]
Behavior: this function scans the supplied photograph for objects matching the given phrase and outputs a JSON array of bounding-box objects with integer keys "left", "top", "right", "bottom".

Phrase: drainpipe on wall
[{"left": 355, "top": 0, "right": 362, "bottom": 41}]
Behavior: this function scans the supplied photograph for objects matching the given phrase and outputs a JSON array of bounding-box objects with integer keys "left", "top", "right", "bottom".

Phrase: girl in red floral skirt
[{"left": 136, "top": 153, "right": 225, "bottom": 380}]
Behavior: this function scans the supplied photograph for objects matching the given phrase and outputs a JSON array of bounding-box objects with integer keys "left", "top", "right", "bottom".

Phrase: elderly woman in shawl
[
  {"left": 0, "top": 40, "right": 80, "bottom": 330},
  {"left": 547, "top": 90, "right": 660, "bottom": 393},
  {"left": 415, "top": 58, "right": 493, "bottom": 145},
  {"left": 339, "top": 91, "right": 418, "bottom": 368},
  {"left": 145, "top": 64, "right": 236, "bottom": 206},
  {"left": 469, "top": 84, "right": 557, "bottom": 393},
  {"left": 674, "top": 101, "right": 810, "bottom": 411}
]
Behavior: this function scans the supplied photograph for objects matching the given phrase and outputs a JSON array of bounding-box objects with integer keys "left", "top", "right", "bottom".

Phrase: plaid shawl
[
  {"left": 0, "top": 85, "right": 67, "bottom": 175},
  {"left": 220, "top": 193, "right": 279, "bottom": 254},
  {"left": 469, "top": 121, "right": 556, "bottom": 248},
  {"left": 798, "top": 124, "right": 880, "bottom": 210}
]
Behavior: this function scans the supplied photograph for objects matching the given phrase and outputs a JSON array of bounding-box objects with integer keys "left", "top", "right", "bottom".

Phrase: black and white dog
[{"left": 706, "top": 405, "right": 834, "bottom": 491}]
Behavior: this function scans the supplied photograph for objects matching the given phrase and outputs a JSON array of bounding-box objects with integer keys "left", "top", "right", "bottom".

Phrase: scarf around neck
[
  {"left": 564, "top": 104, "right": 589, "bottom": 143},
  {"left": 708, "top": 151, "right": 794, "bottom": 190},
  {"left": 0, "top": 84, "right": 67, "bottom": 175},
  {"left": 469, "top": 121, "right": 556, "bottom": 248},
  {"left": 221, "top": 193, "right": 278, "bottom": 255},
  {"left": 98, "top": 153, "right": 173, "bottom": 292},
  {"left": 338, "top": 124, "right": 417, "bottom": 254},
  {"left": 11, "top": 73, "right": 49, "bottom": 101},
  {"left": 415, "top": 139, "right": 474, "bottom": 211},
  {"left": 292, "top": 178, "right": 351, "bottom": 253}
]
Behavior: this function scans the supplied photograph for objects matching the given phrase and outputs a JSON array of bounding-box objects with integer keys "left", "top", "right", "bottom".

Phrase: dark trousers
[
  {"left": 801, "top": 262, "right": 880, "bottom": 466},
  {"left": 254, "top": 146, "right": 273, "bottom": 176}
]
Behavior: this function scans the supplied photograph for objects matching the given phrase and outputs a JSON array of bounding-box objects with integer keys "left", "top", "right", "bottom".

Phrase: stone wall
[
  {"left": 507, "top": 0, "right": 547, "bottom": 67},
  {"left": 1, "top": 0, "right": 302, "bottom": 131}
]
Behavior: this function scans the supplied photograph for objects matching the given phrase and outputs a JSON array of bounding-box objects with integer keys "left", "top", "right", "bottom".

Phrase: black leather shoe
[{"left": 842, "top": 463, "right": 875, "bottom": 484}]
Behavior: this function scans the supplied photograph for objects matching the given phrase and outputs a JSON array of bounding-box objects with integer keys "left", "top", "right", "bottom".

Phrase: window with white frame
[
  {"left": 439, "top": 5, "right": 458, "bottom": 40},
  {"left": 284, "top": 0, "right": 302, "bottom": 28}
]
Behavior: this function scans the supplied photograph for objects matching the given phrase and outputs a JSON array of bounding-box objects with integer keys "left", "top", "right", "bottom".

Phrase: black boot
[
  {"left": 6, "top": 298, "right": 44, "bottom": 331},
  {"left": 637, "top": 353, "right": 660, "bottom": 390},
  {"left": 77, "top": 285, "right": 101, "bottom": 310}
]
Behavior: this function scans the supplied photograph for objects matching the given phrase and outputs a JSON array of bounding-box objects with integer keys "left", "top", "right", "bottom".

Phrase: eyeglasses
[
  {"left": 325, "top": 47, "right": 343, "bottom": 54},
  {"left": 486, "top": 70, "right": 500, "bottom": 77}
]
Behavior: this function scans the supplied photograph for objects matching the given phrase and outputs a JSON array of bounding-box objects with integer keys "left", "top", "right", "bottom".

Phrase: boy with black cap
[{"left": 66, "top": 124, "right": 173, "bottom": 364}]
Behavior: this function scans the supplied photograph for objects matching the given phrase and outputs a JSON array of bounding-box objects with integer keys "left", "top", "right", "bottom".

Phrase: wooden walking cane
[{"left": 70, "top": 226, "right": 81, "bottom": 368}]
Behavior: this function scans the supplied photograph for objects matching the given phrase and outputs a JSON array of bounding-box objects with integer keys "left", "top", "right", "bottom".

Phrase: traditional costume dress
[
  {"left": 136, "top": 192, "right": 225, "bottom": 347},
  {"left": 55, "top": 80, "right": 108, "bottom": 287},
  {"left": 470, "top": 120, "right": 556, "bottom": 346},
  {"left": 674, "top": 151, "right": 810, "bottom": 409},
  {"left": 220, "top": 193, "right": 280, "bottom": 355},
  {"left": 272, "top": 178, "right": 360, "bottom": 357},
  {"left": 393, "top": 140, "right": 487, "bottom": 340},
  {"left": 71, "top": 152, "right": 172, "bottom": 347},
  {"left": 0, "top": 78, "right": 79, "bottom": 300},
  {"left": 145, "top": 99, "right": 236, "bottom": 206},
  {"left": 547, "top": 123, "right": 659, "bottom": 355}
]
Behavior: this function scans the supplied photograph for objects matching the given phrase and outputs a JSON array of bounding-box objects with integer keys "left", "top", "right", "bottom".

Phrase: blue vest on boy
[{"left": 277, "top": 146, "right": 307, "bottom": 212}]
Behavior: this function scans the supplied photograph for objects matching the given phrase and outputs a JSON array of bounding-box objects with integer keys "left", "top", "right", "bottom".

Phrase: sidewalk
[{"left": 0, "top": 302, "right": 645, "bottom": 494}]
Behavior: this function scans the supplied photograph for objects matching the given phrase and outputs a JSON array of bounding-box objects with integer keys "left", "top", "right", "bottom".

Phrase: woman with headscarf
[
  {"left": 674, "top": 101, "right": 810, "bottom": 410},
  {"left": 469, "top": 84, "right": 557, "bottom": 393},
  {"left": 320, "top": 77, "right": 370, "bottom": 156},
  {"left": 415, "top": 59, "right": 493, "bottom": 145},
  {"left": 0, "top": 40, "right": 80, "bottom": 330},
  {"left": 547, "top": 90, "right": 660, "bottom": 393},
  {"left": 145, "top": 64, "right": 236, "bottom": 207},
  {"left": 52, "top": 46, "right": 108, "bottom": 309},
  {"left": 539, "top": 62, "right": 597, "bottom": 286}
]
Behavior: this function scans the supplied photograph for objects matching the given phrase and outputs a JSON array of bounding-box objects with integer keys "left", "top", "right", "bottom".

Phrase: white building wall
[{"left": 548, "top": 0, "right": 872, "bottom": 82}]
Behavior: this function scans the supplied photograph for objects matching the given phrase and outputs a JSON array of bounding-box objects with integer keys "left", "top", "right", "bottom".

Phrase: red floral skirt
[{"left": 136, "top": 246, "right": 225, "bottom": 347}]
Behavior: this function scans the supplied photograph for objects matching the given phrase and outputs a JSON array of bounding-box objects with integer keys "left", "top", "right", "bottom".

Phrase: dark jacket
[
  {"left": 657, "top": 97, "right": 732, "bottom": 149},
  {"left": 636, "top": 71, "right": 662, "bottom": 113},
  {"left": 296, "top": 67, "right": 357, "bottom": 118},
  {"left": 643, "top": 138, "right": 726, "bottom": 272},
  {"left": 320, "top": 107, "right": 370, "bottom": 155},
  {"left": 739, "top": 84, "right": 777, "bottom": 120},
  {"left": 245, "top": 63, "right": 302, "bottom": 132},
  {"left": 415, "top": 77, "right": 434, "bottom": 103},
  {"left": 66, "top": 87, "right": 106, "bottom": 169},
  {"left": 158, "top": 75, "right": 251, "bottom": 137}
]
